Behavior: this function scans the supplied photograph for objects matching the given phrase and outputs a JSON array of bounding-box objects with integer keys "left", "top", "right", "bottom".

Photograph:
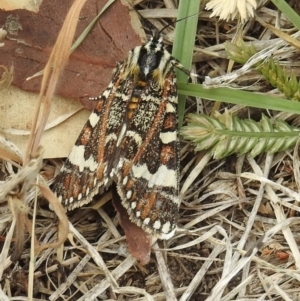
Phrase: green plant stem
[
  {"left": 178, "top": 83, "right": 300, "bottom": 114},
  {"left": 173, "top": 0, "right": 201, "bottom": 128}
]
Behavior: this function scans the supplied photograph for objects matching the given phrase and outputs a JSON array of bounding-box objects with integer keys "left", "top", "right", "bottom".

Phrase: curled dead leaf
[{"left": 112, "top": 188, "right": 151, "bottom": 265}]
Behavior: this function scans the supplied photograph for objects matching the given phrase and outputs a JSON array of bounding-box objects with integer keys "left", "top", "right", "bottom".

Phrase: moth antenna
[
  {"left": 124, "top": 0, "right": 199, "bottom": 39},
  {"left": 123, "top": 0, "right": 155, "bottom": 38},
  {"left": 158, "top": 12, "right": 200, "bottom": 36}
]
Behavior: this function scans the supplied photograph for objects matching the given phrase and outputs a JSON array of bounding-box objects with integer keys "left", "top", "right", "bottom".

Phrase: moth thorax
[{"left": 139, "top": 54, "right": 161, "bottom": 80}]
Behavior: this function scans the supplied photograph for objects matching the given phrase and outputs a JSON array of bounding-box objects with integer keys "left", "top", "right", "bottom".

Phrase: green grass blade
[
  {"left": 178, "top": 83, "right": 300, "bottom": 114},
  {"left": 172, "top": 0, "right": 201, "bottom": 128},
  {"left": 271, "top": 0, "right": 300, "bottom": 30}
]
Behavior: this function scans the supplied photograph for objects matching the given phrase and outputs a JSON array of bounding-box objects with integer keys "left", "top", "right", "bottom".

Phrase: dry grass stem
[{"left": 25, "top": 0, "right": 89, "bottom": 160}]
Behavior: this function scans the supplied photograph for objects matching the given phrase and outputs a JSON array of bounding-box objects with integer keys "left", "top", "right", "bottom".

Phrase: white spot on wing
[
  {"left": 68, "top": 145, "right": 98, "bottom": 172},
  {"left": 159, "top": 131, "right": 177, "bottom": 144},
  {"left": 144, "top": 217, "right": 150, "bottom": 225},
  {"left": 132, "top": 164, "right": 177, "bottom": 189},
  {"left": 117, "top": 123, "right": 127, "bottom": 147},
  {"left": 110, "top": 168, "right": 115, "bottom": 177},
  {"left": 166, "top": 102, "right": 176, "bottom": 112},
  {"left": 126, "top": 190, "right": 132, "bottom": 199},
  {"left": 105, "top": 133, "right": 117, "bottom": 144},
  {"left": 123, "top": 176, "right": 128, "bottom": 186},
  {"left": 153, "top": 220, "right": 161, "bottom": 230},
  {"left": 102, "top": 88, "right": 111, "bottom": 99},
  {"left": 78, "top": 193, "right": 82, "bottom": 200},
  {"left": 131, "top": 201, "right": 136, "bottom": 209},
  {"left": 117, "top": 159, "right": 124, "bottom": 169},
  {"left": 89, "top": 112, "right": 100, "bottom": 128},
  {"left": 126, "top": 131, "right": 143, "bottom": 147},
  {"left": 84, "top": 157, "right": 98, "bottom": 172},
  {"left": 159, "top": 223, "right": 175, "bottom": 240},
  {"left": 170, "top": 95, "right": 177, "bottom": 103},
  {"left": 162, "top": 221, "right": 171, "bottom": 234}
]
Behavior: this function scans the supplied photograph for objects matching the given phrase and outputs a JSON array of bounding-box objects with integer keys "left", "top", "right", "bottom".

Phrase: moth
[{"left": 52, "top": 32, "right": 190, "bottom": 239}]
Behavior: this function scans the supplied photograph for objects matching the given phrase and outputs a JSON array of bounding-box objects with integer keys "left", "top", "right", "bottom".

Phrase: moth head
[
  {"left": 137, "top": 35, "right": 173, "bottom": 87},
  {"left": 122, "top": 35, "right": 174, "bottom": 87}
]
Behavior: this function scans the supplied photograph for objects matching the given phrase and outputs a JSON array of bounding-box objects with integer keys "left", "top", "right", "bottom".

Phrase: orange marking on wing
[
  {"left": 136, "top": 192, "right": 147, "bottom": 211},
  {"left": 140, "top": 191, "right": 157, "bottom": 220},
  {"left": 138, "top": 80, "right": 146, "bottom": 87},
  {"left": 69, "top": 178, "right": 80, "bottom": 199},
  {"left": 127, "top": 96, "right": 140, "bottom": 120},
  {"left": 125, "top": 178, "right": 135, "bottom": 190},
  {"left": 129, "top": 74, "right": 173, "bottom": 167},
  {"left": 122, "top": 162, "right": 132, "bottom": 177},
  {"left": 97, "top": 165, "right": 105, "bottom": 180},
  {"left": 129, "top": 190, "right": 137, "bottom": 203},
  {"left": 163, "top": 114, "right": 176, "bottom": 130},
  {"left": 63, "top": 175, "right": 71, "bottom": 191},
  {"left": 160, "top": 145, "right": 175, "bottom": 165},
  {"left": 88, "top": 176, "right": 96, "bottom": 189},
  {"left": 81, "top": 126, "right": 92, "bottom": 145},
  {"left": 95, "top": 99, "right": 104, "bottom": 112}
]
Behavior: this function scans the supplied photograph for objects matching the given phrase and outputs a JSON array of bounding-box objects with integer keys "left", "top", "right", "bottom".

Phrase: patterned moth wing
[
  {"left": 52, "top": 34, "right": 190, "bottom": 239},
  {"left": 52, "top": 61, "right": 134, "bottom": 209}
]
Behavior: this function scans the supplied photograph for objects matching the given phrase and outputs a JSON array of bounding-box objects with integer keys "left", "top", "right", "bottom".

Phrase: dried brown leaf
[{"left": 112, "top": 188, "right": 151, "bottom": 265}]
